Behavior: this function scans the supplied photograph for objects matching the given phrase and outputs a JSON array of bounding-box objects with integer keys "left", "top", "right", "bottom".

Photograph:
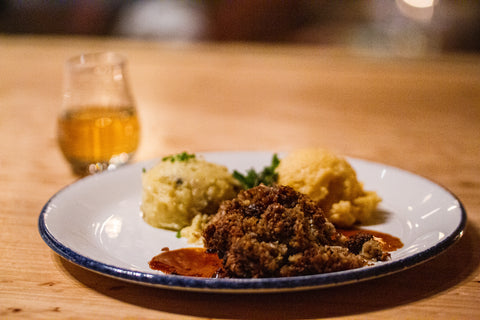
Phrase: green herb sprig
[
  {"left": 233, "top": 154, "right": 280, "bottom": 189},
  {"left": 162, "top": 152, "right": 196, "bottom": 163}
]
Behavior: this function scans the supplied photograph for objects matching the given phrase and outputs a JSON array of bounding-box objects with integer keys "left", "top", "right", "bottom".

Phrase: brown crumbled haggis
[
  {"left": 346, "top": 233, "right": 373, "bottom": 255},
  {"left": 203, "top": 184, "right": 387, "bottom": 278},
  {"left": 346, "top": 233, "right": 390, "bottom": 261}
]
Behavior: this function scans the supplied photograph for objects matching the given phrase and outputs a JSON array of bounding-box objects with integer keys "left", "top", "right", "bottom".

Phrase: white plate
[{"left": 39, "top": 151, "right": 466, "bottom": 293}]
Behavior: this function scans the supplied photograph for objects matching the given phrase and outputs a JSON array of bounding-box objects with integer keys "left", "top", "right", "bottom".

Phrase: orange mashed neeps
[{"left": 277, "top": 148, "right": 381, "bottom": 228}]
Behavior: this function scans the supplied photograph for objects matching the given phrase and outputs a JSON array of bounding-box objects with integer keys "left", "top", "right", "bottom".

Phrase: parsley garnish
[
  {"left": 233, "top": 154, "right": 280, "bottom": 189},
  {"left": 162, "top": 152, "right": 196, "bottom": 163}
]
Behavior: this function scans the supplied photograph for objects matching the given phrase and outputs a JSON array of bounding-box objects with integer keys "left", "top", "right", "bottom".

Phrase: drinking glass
[{"left": 57, "top": 52, "right": 140, "bottom": 176}]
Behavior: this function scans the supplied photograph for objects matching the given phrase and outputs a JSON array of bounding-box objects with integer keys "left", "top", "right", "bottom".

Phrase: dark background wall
[{"left": 1, "top": 0, "right": 478, "bottom": 54}]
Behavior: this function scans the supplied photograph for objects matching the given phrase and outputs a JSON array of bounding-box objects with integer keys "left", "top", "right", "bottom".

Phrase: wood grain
[{"left": 0, "top": 36, "right": 479, "bottom": 319}]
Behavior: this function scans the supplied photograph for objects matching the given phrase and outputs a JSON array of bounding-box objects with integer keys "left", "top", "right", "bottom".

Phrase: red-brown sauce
[
  {"left": 338, "top": 228, "right": 404, "bottom": 251},
  {"left": 149, "top": 229, "right": 403, "bottom": 277},
  {"left": 149, "top": 247, "right": 223, "bottom": 277}
]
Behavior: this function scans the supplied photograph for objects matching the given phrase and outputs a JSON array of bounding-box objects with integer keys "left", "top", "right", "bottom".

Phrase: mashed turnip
[{"left": 277, "top": 148, "right": 381, "bottom": 227}]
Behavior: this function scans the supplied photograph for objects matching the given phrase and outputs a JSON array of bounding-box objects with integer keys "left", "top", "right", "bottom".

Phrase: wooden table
[{"left": 1, "top": 36, "right": 479, "bottom": 319}]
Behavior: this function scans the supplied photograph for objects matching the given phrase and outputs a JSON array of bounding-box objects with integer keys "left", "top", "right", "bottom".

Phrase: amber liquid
[{"left": 58, "top": 106, "right": 140, "bottom": 175}]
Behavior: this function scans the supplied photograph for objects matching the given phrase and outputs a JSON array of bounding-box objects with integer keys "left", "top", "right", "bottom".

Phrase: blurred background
[{"left": 0, "top": 0, "right": 479, "bottom": 56}]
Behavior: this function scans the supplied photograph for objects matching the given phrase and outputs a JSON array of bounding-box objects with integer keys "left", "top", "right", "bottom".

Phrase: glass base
[{"left": 67, "top": 152, "right": 134, "bottom": 176}]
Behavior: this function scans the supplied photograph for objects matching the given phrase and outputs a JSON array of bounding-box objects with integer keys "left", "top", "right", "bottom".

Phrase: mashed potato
[
  {"left": 277, "top": 148, "right": 381, "bottom": 227},
  {"left": 141, "top": 154, "right": 240, "bottom": 232}
]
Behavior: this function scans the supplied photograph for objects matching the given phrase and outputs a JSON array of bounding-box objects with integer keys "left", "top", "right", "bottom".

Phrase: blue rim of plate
[{"left": 38, "top": 157, "right": 467, "bottom": 293}]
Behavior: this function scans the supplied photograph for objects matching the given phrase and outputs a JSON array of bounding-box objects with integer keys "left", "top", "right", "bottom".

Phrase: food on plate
[
  {"left": 141, "top": 152, "right": 240, "bottom": 231},
  {"left": 277, "top": 148, "right": 381, "bottom": 227},
  {"left": 232, "top": 154, "right": 280, "bottom": 189},
  {"left": 203, "top": 184, "right": 389, "bottom": 278},
  {"left": 144, "top": 151, "right": 395, "bottom": 278},
  {"left": 179, "top": 213, "right": 211, "bottom": 244}
]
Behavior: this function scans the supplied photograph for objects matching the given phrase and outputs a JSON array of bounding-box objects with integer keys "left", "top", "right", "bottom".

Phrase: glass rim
[{"left": 66, "top": 52, "right": 127, "bottom": 69}]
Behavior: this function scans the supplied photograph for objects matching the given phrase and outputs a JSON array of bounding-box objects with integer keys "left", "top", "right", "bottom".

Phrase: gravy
[
  {"left": 338, "top": 228, "right": 403, "bottom": 251},
  {"left": 149, "top": 247, "right": 223, "bottom": 277}
]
